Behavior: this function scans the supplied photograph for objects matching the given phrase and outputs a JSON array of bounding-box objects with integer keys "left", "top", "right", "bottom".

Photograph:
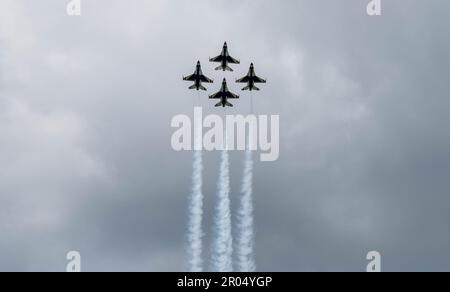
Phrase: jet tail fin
[
  {"left": 189, "top": 84, "right": 197, "bottom": 90},
  {"left": 215, "top": 101, "right": 233, "bottom": 107},
  {"left": 199, "top": 85, "right": 207, "bottom": 91},
  {"left": 243, "top": 85, "right": 260, "bottom": 91},
  {"left": 215, "top": 65, "right": 233, "bottom": 72}
]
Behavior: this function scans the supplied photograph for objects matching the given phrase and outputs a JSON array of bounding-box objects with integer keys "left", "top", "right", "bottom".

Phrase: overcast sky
[{"left": 0, "top": 0, "right": 449, "bottom": 271}]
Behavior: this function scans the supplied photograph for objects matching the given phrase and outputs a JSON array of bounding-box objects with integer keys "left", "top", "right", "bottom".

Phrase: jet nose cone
[
  {"left": 250, "top": 63, "right": 254, "bottom": 67},
  {"left": 224, "top": 42, "right": 227, "bottom": 46},
  {"left": 223, "top": 78, "right": 227, "bottom": 82}
]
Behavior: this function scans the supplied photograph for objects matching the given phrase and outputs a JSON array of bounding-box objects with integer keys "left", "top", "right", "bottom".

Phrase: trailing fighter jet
[
  {"left": 209, "top": 78, "right": 239, "bottom": 107},
  {"left": 209, "top": 42, "right": 240, "bottom": 72},
  {"left": 236, "top": 63, "right": 266, "bottom": 91},
  {"left": 183, "top": 61, "right": 214, "bottom": 90}
]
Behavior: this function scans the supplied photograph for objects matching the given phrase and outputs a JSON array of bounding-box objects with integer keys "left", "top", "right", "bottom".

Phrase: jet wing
[
  {"left": 226, "top": 91, "right": 239, "bottom": 99},
  {"left": 253, "top": 76, "right": 267, "bottom": 83},
  {"left": 209, "top": 92, "right": 221, "bottom": 99},
  {"left": 200, "top": 75, "right": 214, "bottom": 83},
  {"left": 226, "top": 55, "right": 240, "bottom": 64},
  {"left": 236, "top": 76, "right": 249, "bottom": 83},
  {"left": 210, "top": 55, "right": 224, "bottom": 62},
  {"left": 183, "top": 74, "right": 196, "bottom": 81}
]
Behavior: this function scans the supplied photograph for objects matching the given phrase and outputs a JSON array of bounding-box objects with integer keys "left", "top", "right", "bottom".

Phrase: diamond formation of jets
[
  {"left": 209, "top": 42, "right": 240, "bottom": 72},
  {"left": 183, "top": 61, "right": 214, "bottom": 91},
  {"left": 209, "top": 79, "right": 239, "bottom": 107},
  {"left": 236, "top": 63, "right": 266, "bottom": 91},
  {"left": 183, "top": 42, "right": 266, "bottom": 108}
]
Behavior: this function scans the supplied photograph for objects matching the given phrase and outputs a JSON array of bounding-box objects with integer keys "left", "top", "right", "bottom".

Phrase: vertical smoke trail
[
  {"left": 187, "top": 103, "right": 204, "bottom": 272},
  {"left": 236, "top": 92, "right": 256, "bottom": 272},
  {"left": 211, "top": 128, "right": 233, "bottom": 272},
  {"left": 187, "top": 149, "right": 204, "bottom": 272},
  {"left": 236, "top": 135, "right": 256, "bottom": 272}
]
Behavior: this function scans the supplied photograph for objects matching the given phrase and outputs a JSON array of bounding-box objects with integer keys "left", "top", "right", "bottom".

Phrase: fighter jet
[
  {"left": 236, "top": 63, "right": 267, "bottom": 91},
  {"left": 209, "top": 42, "right": 240, "bottom": 72},
  {"left": 209, "top": 78, "right": 239, "bottom": 107},
  {"left": 183, "top": 61, "right": 214, "bottom": 90}
]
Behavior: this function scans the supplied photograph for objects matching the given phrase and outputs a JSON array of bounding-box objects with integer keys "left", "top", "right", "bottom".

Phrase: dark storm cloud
[{"left": 0, "top": 0, "right": 449, "bottom": 271}]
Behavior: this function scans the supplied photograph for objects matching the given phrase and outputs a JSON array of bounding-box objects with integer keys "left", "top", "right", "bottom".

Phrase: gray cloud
[{"left": 0, "top": 0, "right": 449, "bottom": 271}]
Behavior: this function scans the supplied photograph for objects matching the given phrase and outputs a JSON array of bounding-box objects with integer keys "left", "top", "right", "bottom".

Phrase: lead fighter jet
[
  {"left": 209, "top": 78, "right": 239, "bottom": 107},
  {"left": 183, "top": 61, "right": 214, "bottom": 91},
  {"left": 210, "top": 42, "right": 240, "bottom": 72},
  {"left": 236, "top": 63, "right": 266, "bottom": 91}
]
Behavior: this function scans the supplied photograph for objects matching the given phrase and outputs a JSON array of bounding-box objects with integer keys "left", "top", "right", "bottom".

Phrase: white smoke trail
[
  {"left": 187, "top": 101, "right": 204, "bottom": 272},
  {"left": 187, "top": 150, "right": 204, "bottom": 272},
  {"left": 236, "top": 92, "right": 256, "bottom": 272},
  {"left": 236, "top": 147, "right": 256, "bottom": 272},
  {"left": 211, "top": 130, "right": 233, "bottom": 272}
]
